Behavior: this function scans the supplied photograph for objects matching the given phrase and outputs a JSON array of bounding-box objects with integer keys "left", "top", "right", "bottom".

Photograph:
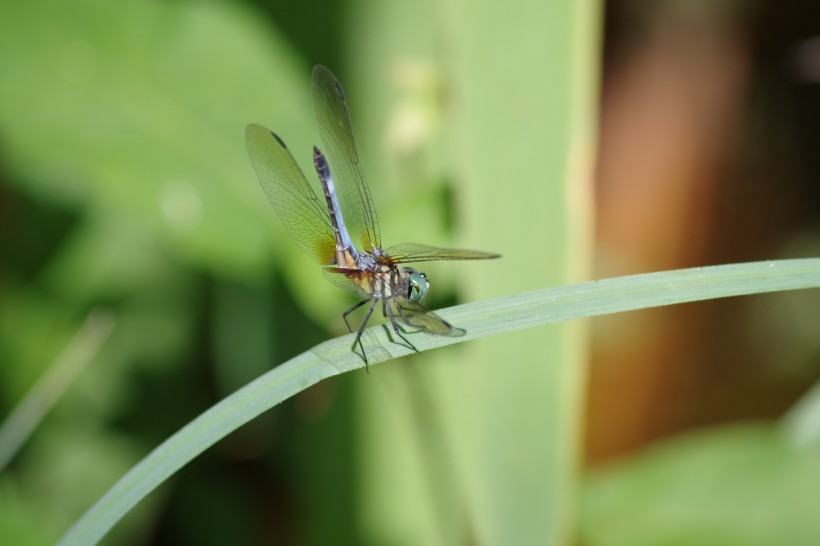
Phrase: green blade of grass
[{"left": 58, "top": 258, "right": 820, "bottom": 546}]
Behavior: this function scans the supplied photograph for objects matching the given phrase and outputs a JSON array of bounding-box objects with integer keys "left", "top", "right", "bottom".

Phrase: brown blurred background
[{"left": 587, "top": 0, "right": 820, "bottom": 464}]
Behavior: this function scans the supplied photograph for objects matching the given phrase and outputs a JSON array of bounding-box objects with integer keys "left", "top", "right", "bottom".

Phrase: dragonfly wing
[
  {"left": 399, "top": 301, "right": 466, "bottom": 337},
  {"left": 245, "top": 124, "right": 336, "bottom": 265},
  {"left": 311, "top": 65, "right": 381, "bottom": 253},
  {"left": 321, "top": 268, "right": 371, "bottom": 300},
  {"left": 387, "top": 242, "right": 501, "bottom": 263}
]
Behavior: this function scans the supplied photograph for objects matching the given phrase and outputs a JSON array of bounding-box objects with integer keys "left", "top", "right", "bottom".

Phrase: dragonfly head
[{"left": 403, "top": 267, "right": 429, "bottom": 303}]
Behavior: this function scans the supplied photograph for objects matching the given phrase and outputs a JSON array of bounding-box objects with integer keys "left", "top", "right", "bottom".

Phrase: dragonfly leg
[
  {"left": 382, "top": 302, "right": 413, "bottom": 333},
  {"left": 384, "top": 301, "right": 418, "bottom": 353},
  {"left": 354, "top": 298, "right": 379, "bottom": 372},
  {"left": 381, "top": 300, "right": 411, "bottom": 333},
  {"left": 342, "top": 299, "right": 369, "bottom": 333}
]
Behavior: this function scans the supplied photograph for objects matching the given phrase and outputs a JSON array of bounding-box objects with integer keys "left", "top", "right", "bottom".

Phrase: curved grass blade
[{"left": 57, "top": 258, "right": 820, "bottom": 546}]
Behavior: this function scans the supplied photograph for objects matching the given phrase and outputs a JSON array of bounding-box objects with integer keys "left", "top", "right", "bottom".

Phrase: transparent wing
[
  {"left": 386, "top": 242, "right": 500, "bottom": 264},
  {"left": 321, "top": 268, "right": 371, "bottom": 300},
  {"left": 245, "top": 123, "right": 336, "bottom": 265},
  {"left": 398, "top": 301, "right": 466, "bottom": 337},
  {"left": 311, "top": 65, "right": 381, "bottom": 253}
]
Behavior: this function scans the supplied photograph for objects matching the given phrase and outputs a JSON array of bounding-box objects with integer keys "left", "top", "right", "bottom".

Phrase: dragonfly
[{"left": 245, "top": 65, "right": 499, "bottom": 368}]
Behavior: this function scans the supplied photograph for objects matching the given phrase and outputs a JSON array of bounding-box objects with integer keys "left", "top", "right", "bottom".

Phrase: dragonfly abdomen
[{"left": 313, "top": 146, "right": 359, "bottom": 264}]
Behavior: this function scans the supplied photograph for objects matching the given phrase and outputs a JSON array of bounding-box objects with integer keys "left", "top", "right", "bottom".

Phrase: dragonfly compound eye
[{"left": 407, "top": 270, "right": 430, "bottom": 303}]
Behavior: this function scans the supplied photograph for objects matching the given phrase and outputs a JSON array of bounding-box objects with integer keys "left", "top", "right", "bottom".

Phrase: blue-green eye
[{"left": 404, "top": 268, "right": 429, "bottom": 303}]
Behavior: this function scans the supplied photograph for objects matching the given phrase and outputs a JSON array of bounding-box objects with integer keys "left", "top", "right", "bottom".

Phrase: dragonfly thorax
[{"left": 343, "top": 259, "right": 429, "bottom": 303}]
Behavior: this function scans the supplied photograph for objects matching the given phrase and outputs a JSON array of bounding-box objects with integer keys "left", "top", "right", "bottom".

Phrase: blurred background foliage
[{"left": 0, "top": 0, "right": 819, "bottom": 545}]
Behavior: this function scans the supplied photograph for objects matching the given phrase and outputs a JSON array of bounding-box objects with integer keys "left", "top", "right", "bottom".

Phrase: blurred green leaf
[
  {"left": 347, "top": 0, "right": 601, "bottom": 541},
  {"left": 581, "top": 424, "right": 820, "bottom": 546},
  {"left": 0, "top": 1, "right": 365, "bottom": 542},
  {"left": 0, "top": 480, "right": 54, "bottom": 546},
  {"left": 0, "top": 0, "right": 319, "bottom": 280}
]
